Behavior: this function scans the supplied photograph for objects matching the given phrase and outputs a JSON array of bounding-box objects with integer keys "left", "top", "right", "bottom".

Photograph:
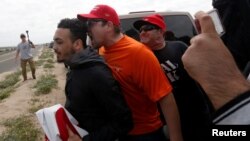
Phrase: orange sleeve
[{"left": 131, "top": 45, "right": 172, "bottom": 102}]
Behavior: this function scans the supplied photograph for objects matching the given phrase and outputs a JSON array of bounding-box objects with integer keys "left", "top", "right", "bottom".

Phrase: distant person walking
[{"left": 15, "top": 33, "right": 36, "bottom": 81}]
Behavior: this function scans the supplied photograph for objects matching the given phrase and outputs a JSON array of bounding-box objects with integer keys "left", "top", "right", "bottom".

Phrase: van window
[{"left": 120, "top": 15, "right": 197, "bottom": 45}]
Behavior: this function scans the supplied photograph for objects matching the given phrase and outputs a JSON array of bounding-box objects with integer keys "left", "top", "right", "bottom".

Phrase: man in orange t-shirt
[{"left": 76, "top": 4, "right": 183, "bottom": 141}]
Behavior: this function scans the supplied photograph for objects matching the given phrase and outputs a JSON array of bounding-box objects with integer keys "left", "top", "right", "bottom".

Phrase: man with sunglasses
[
  {"left": 77, "top": 4, "right": 183, "bottom": 141},
  {"left": 53, "top": 18, "right": 133, "bottom": 141},
  {"left": 133, "top": 14, "right": 213, "bottom": 141},
  {"left": 15, "top": 33, "right": 36, "bottom": 81}
]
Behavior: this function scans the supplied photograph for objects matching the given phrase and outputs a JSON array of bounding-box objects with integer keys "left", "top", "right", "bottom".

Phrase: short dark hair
[
  {"left": 20, "top": 33, "right": 26, "bottom": 38},
  {"left": 57, "top": 18, "right": 87, "bottom": 48}
]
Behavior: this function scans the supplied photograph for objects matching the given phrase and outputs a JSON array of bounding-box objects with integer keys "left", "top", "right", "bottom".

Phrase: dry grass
[{"left": 0, "top": 115, "right": 41, "bottom": 141}]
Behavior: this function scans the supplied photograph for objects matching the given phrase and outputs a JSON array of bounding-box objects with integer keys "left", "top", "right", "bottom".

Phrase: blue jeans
[{"left": 119, "top": 127, "right": 169, "bottom": 141}]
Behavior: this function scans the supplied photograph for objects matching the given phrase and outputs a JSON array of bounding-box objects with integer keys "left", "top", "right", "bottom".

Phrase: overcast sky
[{"left": 0, "top": 0, "right": 212, "bottom": 47}]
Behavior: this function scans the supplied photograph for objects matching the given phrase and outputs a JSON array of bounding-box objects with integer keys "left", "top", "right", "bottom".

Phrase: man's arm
[
  {"left": 182, "top": 11, "right": 250, "bottom": 110},
  {"left": 15, "top": 48, "right": 20, "bottom": 62},
  {"left": 28, "top": 40, "right": 35, "bottom": 48},
  {"left": 159, "top": 93, "right": 183, "bottom": 141}
]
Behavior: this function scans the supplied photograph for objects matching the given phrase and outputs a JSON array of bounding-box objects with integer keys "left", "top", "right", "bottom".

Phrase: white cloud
[{"left": 0, "top": 0, "right": 212, "bottom": 47}]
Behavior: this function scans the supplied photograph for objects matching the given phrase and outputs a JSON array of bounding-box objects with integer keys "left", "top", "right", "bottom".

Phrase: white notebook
[{"left": 36, "top": 104, "right": 88, "bottom": 141}]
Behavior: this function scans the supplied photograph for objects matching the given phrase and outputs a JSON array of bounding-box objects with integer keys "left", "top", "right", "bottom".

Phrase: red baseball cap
[
  {"left": 133, "top": 14, "right": 167, "bottom": 32},
  {"left": 77, "top": 4, "right": 120, "bottom": 26}
]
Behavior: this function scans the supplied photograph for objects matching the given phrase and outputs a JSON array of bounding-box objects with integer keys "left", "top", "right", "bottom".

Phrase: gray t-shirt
[{"left": 17, "top": 41, "right": 33, "bottom": 60}]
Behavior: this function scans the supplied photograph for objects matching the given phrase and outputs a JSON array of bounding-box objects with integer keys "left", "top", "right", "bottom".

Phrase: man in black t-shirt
[{"left": 134, "top": 14, "right": 213, "bottom": 141}]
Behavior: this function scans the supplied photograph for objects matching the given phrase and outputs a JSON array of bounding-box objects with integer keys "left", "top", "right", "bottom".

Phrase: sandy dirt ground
[{"left": 0, "top": 48, "right": 67, "bottom": 138}]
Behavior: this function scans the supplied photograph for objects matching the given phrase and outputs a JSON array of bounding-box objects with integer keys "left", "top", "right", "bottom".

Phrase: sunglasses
[
  {"left": 87, "top": 19, "right": 107, "bottom": 27},
  {"left": 139, "top": 24, "right": 159, "bottom": 33}
]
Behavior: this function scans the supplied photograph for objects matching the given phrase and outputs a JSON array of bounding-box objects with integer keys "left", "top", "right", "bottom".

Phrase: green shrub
[
  {"left": 35, "top": 60, "right": 46, "bottom": 66},
  {"left": 43, "top": 63, "right": 54, "bottom": 69},
  {"left": 0, "top": 87, "right": 14, "bottom": 100},
  {"left": 47, "top": 59, "right": 54, "bottom": 63},
  {"left": 0, "top": 72, "right": 20, "bottom": 89},
  {"left": 0, "top": 115, "right": 41, "bottom": 141},
  {"left": 39, "top": 50, "right": 54, "bottom": 60},
  {"left": 33, "top": 74, "right": 58, "bottom": 95}
]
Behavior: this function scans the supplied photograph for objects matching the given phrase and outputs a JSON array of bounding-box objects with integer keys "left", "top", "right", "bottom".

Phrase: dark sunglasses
[
  {"left": 139, "top": 24, "right": 159, "bottom": 33},
  {"left": 87, "top": 19, "right": 107, "bottom": 27}
]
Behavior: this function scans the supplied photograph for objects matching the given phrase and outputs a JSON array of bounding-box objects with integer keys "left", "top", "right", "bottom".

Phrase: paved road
[{"left": 0, "top": 45, "right": 43, "bottom": 74}]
